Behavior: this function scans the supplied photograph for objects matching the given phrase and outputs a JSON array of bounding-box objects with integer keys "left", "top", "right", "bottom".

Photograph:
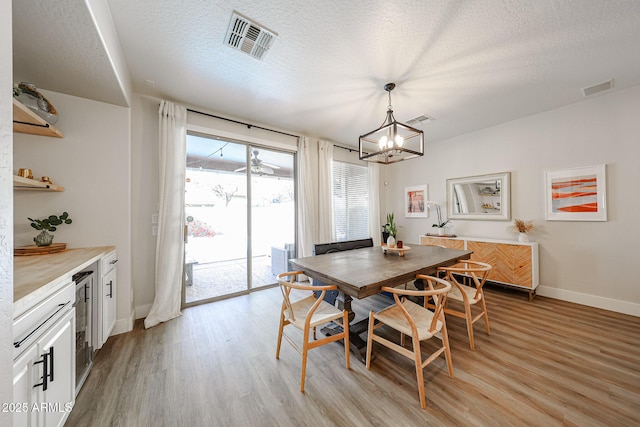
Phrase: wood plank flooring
[{"left": 66, "top": 286, "right": 640, "bottom": 426}]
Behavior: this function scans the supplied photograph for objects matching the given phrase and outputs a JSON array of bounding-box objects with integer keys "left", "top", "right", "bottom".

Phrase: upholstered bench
[{"left": 312, "top": 238, "right": 374, "bottom": 304}]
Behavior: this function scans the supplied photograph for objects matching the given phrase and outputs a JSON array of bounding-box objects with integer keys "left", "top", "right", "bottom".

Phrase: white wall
[
  {"left": 0, "top": 0, "right": 13, "bottom": 420},
  {"left": 383, "top": 85, "right": 640, "bottom": 315},
  {"left": 13, "top": 90, "right": 134, "bottom": 333},
  {"left": 130, "top": 95, "right": 159, "bottom": 318}
]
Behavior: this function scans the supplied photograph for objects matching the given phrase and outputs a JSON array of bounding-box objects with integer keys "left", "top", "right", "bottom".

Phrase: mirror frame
[{"left": 446, "top": 172, "right": 511, "bottom": 221}]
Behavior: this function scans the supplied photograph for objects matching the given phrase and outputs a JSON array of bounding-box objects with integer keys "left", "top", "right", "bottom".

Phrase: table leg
[
  {"left": 336, "top": 292, "right": 355, "bottom": 322},
  {"left": 321, "top": 291, "right": 370, "bottom": 363}
]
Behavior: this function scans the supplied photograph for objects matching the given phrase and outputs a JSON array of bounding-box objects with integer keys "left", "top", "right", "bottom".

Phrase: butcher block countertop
[{"left": 14, "top": 246, "right": 115, "bottom": 317}]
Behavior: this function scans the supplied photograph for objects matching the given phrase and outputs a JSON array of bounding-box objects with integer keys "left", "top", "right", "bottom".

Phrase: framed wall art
[
  {"left": 545, "top": 164, "right": 607, "bottom": 221},
  {"left": 405, "top": 185, "right": 427, "bottom": 218}
]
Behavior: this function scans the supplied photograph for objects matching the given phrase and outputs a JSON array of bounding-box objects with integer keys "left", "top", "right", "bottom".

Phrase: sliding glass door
[
  {"left": 183, "top": 133, "right": 295, "bottom": 306},
  {"left": 249, "top": 148, "right": 296, "bottom": 289}
]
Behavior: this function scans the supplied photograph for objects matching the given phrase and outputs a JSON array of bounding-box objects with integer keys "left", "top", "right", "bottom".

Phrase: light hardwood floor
[{"left": 67, "top": 286, "right": 640, "bottom": 426}]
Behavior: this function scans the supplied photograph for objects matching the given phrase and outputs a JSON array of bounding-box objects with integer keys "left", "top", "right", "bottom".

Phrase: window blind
[{"left": 332, "top": 161, "right": 369, "bottom": 241}]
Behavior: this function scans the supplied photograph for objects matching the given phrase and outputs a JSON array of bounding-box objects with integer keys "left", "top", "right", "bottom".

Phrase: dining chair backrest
[
  {"left": 438, "top": 259, "right": 491, "bottom": 301},
  {"left": 278, "top": 272, "right": 334, "bottom": 322},
  {"left": 277, "top": 271, "right": 298, "bottom": 321},
  {"left": 381, "top": 275, "right": 452, "bottom": 335}
]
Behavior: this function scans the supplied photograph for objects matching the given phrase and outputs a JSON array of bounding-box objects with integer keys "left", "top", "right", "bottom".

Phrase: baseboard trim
[
  {"left": 112, "top": 309, "right": 135, "bottom": 335},
  {"left": 537, "top": 285, "right": 640, "bottom": 317},
  {"left": 135, "top": 303, "right": 152, "bottom": 319}
]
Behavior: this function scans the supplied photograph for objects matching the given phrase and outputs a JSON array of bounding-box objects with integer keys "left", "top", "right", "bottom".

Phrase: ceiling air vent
[
  {"left": 582, "top": 79, "right": 613, "bottom": 97},
  {"left": 406, "top": 114, "right": 435, "bottom": 126},
  {"left": 225, "top": 12, "right": 277, "bottom": 60}
]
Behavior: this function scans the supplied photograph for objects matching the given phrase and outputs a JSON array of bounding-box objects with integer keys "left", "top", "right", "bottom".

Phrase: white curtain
[
  {"left": 368, "top": 163, "right": 381, "bottom": 246},
  {"left": 317, "top": 140, "right": 334, "bottom": 243},
  {"left": 297, "top": 136, "right": 316, "bottom": 258},
  {"left": 145, "top": 101, "right": 187, "bottom": 329}
]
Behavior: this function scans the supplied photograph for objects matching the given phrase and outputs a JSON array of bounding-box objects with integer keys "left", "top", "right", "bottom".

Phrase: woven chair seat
[
  {"left": 374, "top": 299, "right": 443, "bottom": 340},
  {"left": 447, "top": 283, "right": 482, "bottom": 304},
  {"left": 287, "top": 295, "right": 345, "bottom": 329}
]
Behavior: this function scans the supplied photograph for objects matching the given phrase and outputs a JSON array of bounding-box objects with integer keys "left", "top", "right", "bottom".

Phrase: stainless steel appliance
[{"left": 73, "top": 270, "right": 94, "bottom": 395}]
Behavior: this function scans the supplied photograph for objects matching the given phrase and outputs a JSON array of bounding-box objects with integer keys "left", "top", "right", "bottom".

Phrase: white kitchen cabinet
[
  {"left": 13, "top": 345, "right": 38, "bottom": 427},
  {"left": 38, "top": 309, "right": 75, "bottom": 427},
  {"left": 12, "top": 282, "right": 75, "bottom": 427},
  {"left": 100, "top": 268, "right": 116, "bottom": 346},
  {"left": 97, "top": 250, "right": 117, "bottom": 349}
]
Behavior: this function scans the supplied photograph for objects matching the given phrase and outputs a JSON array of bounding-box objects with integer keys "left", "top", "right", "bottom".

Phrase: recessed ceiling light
[{"left": 144, "top": 79, "right": 155, "bottom": 88}]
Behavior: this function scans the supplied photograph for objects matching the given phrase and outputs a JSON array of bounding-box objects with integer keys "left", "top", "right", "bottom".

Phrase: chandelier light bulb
[
  {"left": 395, "top": 134, "right": 404, "bottom": 147},
  {"left": 379, "top": 136, "right": 388, "bottom": 149}
]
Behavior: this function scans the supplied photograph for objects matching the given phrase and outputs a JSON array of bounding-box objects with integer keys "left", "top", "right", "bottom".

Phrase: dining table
[{"left": 289, "top": 244, "right": 473, "bottom": 362}]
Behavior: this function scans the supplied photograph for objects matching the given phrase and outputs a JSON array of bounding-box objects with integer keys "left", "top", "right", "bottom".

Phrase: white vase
[
  {"left": 387, "top": 235, "right": 396, "bottom": 248},
  {"left": 518, "top": 232, "right": 529, "bottom": 242},
  {"left": 438, "top": 227, "right": 446, "bottom": 236}
]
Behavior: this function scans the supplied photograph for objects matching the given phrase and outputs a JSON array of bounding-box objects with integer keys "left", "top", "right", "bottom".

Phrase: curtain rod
[
  {"left": 186, "top": 108, "right": 356, "bottom": 152},
  {"left": 187, "top": 108, "right": 299, "bottom": 138}
]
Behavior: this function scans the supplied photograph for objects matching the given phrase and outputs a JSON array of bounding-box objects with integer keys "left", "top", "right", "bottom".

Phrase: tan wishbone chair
[
  {"left": 275, "top": 271, "right": 350, "bottom": 393},
  {"left": 434, "top": 260, "right": 492, "bottom": 350},
  {"left": 366, "top": 275, "right": 454, "bottom": 409}
]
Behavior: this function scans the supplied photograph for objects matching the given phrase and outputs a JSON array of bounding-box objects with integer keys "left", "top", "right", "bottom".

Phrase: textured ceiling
[
  {"left": 13, "top": 0, "right": 640, "bottom": 147},
  {"left": 13, "top": 0, "right": 129, "bottom": 107}
]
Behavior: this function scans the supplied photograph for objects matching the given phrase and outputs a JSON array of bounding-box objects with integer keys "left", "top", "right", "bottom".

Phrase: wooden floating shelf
[
  {"left": 13, "top": 98, "right": 64, "bottom": 138},
  {"left": 13, "top": 175, "right": 64, "bottom": 192}
]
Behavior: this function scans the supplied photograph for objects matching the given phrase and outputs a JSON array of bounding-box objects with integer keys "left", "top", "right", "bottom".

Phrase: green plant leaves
[{"left": 27, "top": 212, "right": 72, "bottom": 232}]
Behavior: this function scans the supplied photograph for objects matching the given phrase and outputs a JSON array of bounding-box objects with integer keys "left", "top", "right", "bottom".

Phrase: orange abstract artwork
[{"left": 551, "top": 175, "right": 598, "bottom": 213}]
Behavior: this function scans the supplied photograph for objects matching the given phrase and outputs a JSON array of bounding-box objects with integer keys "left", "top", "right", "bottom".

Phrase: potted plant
[
  {"left": 426, "top": 201, "right": 450, "bottom": 235},
  {"left": 28, "top": 212, "right": 72, "bottom": 246},
  {"left": 382, "top": 212, "right": 398, "bottom": 247},
  {"left": 512, "top": 219, "right": 534, "bottom": 242}
]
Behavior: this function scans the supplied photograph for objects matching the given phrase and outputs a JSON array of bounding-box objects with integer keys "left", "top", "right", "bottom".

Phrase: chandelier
[{"left": 359, "top": 83, "right": 424, "bottom": 164}]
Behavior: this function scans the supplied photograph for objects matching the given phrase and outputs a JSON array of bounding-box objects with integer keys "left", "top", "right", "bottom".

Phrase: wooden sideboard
[{"left": 420, "top": 235, "right": 539, "bottom": 299}]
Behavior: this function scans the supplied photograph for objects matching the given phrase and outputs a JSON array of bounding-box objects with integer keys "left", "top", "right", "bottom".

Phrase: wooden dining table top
[{"left": 289, "top": 244, "right": 472, "bottom": 299}]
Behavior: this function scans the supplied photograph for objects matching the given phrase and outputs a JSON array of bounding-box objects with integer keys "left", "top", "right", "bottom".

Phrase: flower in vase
[{"left": 426, "top": 201, "right": 450, "bottom": 229}]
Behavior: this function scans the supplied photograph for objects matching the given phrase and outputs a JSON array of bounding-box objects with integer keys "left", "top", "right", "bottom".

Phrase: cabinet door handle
[
  {"left": 84, "top": 283, "right": 90, "bottom": 302},
  {"left": 14, "top": 302, "right": 70, "bottom": 349},
  {"left": 110, "top": 259, "right": 118, "bottom": 265},
  {"left": 107, "top": 280, "right": 113, "bottom": 298},
  {"left": 33, "top": 351, "right": 49, "bottom": 391},
  {"left": 48, "top": 346, "right": 54, "bottom": 383}
]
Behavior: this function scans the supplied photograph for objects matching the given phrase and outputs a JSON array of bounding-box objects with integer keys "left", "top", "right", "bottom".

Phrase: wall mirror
[{"left": 446, "top": 172, "right": 511, "bottom": 221}]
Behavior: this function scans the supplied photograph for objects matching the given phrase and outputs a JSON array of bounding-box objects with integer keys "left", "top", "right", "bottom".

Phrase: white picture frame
[
  {"left": 545, "top": 164, "right": 607, "bottom": 221},
  {"left": 404, "top": 185, "right": 427, "bottom": 218}
]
